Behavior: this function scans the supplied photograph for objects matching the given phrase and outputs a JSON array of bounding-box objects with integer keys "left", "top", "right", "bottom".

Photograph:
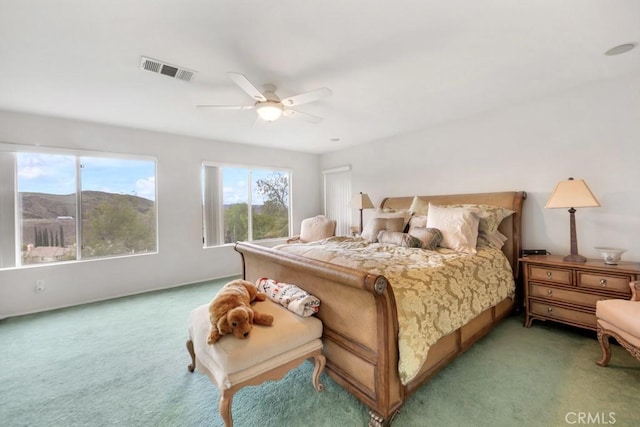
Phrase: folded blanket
[{"left": 256, "top": 278, "right": 320, "bottom": 317}]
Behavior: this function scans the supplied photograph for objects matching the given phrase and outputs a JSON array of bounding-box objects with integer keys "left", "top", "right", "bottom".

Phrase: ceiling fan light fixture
[{"left": 256, "top": 101, "right": 283, "bottom": 121}]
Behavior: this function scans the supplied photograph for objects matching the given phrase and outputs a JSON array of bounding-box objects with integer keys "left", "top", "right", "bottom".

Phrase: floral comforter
[{"left": 276, "top": 236, "right": 515, "bottom": 384}]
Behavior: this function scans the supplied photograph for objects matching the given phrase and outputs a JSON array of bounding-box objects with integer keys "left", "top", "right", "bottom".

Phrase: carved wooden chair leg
[
  {"left": 186, "top": 339, "right": 196, "bottom": 372},
  {"left": 311, "top": 354, "right": 326, "bottom": 392},
  {"left": 219, "top": 391, "right": 234, "bottom": 427},
  {"left": 596, "top": 325, "right": 611, "bottom": 367}
]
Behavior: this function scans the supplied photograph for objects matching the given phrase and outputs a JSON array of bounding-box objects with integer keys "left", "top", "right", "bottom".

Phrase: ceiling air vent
[{"left": 140, "top": 56, "right": 197, "bottom": 82}]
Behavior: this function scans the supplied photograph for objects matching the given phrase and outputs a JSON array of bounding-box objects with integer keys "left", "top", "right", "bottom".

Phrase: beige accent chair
[
  {"left": 187, "top": 300, "right": 325, "bottom": 427},
  {"left": 287, "top": 215, "right": 336, "bottom": 244},
  {"left": 596, "top": 281, "right": 640, "bottom": 366}
]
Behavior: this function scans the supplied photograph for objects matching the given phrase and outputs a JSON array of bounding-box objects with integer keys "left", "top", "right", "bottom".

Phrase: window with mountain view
[
  {"left": 15, "top": 152, "right": 157, "bottom": 266},
  {"left": 202, "top": 165, "right": 290, "bottom": 246}
]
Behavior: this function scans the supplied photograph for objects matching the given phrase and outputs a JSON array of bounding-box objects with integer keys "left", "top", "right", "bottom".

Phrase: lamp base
[{"left": 563, "top": 253, "right": 587, "bottom": 263}]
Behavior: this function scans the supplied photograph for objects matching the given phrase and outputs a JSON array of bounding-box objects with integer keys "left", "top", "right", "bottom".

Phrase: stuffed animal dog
[{"left": 207, "top": 279, "right": 274, "bottom": 344}]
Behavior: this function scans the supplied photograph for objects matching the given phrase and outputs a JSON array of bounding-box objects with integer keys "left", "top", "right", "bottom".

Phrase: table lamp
[
  {"left": 349, "top": 192, "right": 374, "bottom": 234},
  {"left": 545, "top": 177, "right": 600, "bottom": 262}
]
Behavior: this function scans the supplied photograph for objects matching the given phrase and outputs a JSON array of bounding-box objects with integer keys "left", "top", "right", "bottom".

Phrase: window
[
  {"left": 18, "top": 153, "right": 78, "bottom": 264},
  {"left": 78, "top": 156, "right": 156, "bottom": 259},
  {"left": 203, "top": 164, "right": 290, "bottom": 246},
  {"left": 0, "top": 150, "right": 157, "bottom": 269}
]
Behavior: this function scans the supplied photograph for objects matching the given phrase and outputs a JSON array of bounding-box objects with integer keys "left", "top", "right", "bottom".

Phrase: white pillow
[
  {"left": 407, "top": 215, "right": 427, "bottom": 234},
  {"left": 426, "top": 204, "right": 480, "bottom": 254},
  {"left": 409, "top": 196, "right": 429, "bottom": 216}
]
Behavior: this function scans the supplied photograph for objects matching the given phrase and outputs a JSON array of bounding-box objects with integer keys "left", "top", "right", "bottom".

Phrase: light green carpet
[{"left": 1, "top": 277, "right": 638, "bottom": 427}]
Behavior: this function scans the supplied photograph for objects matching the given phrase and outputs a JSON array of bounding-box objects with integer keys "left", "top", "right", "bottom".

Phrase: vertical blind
[
  {"left": 0, "top": 152, "right": 16, "bottom": 268},
  {"left": 323, "top": 166, "right": 351, "bottom": 237},
  {"left": 202, "top": 165, "right": 221, "bottom": 246}
]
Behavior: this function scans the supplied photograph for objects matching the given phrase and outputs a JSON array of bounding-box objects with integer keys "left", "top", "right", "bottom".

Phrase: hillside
[
  {"left": 21, "top": 191, "right": 154, "bottom": 220},
  {"left": 20, "top": 191, "right": 155, "bottom": 255}
]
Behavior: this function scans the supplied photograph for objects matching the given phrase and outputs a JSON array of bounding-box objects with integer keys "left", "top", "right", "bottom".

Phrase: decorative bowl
[{"left": 594, "top": 247, "right": 626, "bottom": 265}]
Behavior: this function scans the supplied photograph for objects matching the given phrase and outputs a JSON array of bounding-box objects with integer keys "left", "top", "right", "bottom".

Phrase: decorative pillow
[
  {"left": 377, "top": 230, "right": 422, "bottom": 248},
  {"left": 477, "top": 230, "right": 509, "bottom": 249},
  {"left": 446, "top": 204, "right": 514, "bottom": 235},
  {"left": 407, "top": 215, "right": 428, "bottom": 234},
  {"left": 361, "top": 217, "right": 404, "bottom": 242},
  {"left": 426, "top": 204, "right": 480, "bottom": 254},
  {"left": 256, "top": 277, "right": 320, "bottom": 317},
  {"left": 376, "top": 208, "right": 412, "bottom": 228},
  {"left": 408, "top": 227, "right": 442, "bottom": 250},
  {"left": 409, "top": 196, "right": 429, "bottom": 216}
]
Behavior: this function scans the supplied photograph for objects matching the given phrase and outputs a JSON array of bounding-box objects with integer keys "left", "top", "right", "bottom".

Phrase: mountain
[{"left": 20, "top": 191, "right": 154, "bottom": 220}]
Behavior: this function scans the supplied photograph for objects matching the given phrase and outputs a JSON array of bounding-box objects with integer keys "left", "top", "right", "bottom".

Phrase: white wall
[
  {"left": 0, "top": 111, "right": 321, "bottom": 318},
  {"left": 322, "top": 73, "right": 640, "bottom": 263}
]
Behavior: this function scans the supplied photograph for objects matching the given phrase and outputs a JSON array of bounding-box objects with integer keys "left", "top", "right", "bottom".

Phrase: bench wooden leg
[
  {"left": 596, "top": 324, "right": 612, "bottom": 367},
  {"left": 312, "top": 353, "right": 326, "bottom": 392},
  {"left": 219, "top": 390, "right": 234, "bottom": 427},
  {"left": 186, "top": 339, "right": 196, "bottom": 372}
]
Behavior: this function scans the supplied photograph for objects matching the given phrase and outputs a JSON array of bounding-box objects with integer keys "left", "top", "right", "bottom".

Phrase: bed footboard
[{"left": 235, "top": 242, "right": 403, "bottom": 423}]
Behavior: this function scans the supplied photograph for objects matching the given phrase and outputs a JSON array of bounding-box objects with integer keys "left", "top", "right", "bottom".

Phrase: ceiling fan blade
[
  {"left": 283, "top": 109, "right": 323, "bottom": 124},
  {"left": 281, "top": 87, "right": 332, "bottom": 107},
  {"left": 227, "top": 72, "right": 267, "bottom": 102},
  {"left": 196, "top": 105, "right": 254, "bottom": 110}
]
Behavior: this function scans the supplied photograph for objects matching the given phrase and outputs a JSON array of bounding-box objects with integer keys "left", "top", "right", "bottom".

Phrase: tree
[
  {"left": 254, "top": 173, "right": 289, "bottom": 240},
  {"left": 82, "top": 196, "right": 155, "bottom": 257},
  {"left": 256, "top": 173, "right": 288, "bottom": 211},
  {"left": 224, "top": 203, "right": 248, "bottom": 243}
]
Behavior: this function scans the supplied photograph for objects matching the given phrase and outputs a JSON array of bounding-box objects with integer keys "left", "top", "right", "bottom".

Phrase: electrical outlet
[{"left": 35, "top": 280, "right": 45, "bottom": 293}]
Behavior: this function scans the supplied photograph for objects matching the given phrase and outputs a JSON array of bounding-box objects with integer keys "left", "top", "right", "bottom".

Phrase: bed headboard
[{"left": 380, "top": 191, "right": 527, "bottom": 278}]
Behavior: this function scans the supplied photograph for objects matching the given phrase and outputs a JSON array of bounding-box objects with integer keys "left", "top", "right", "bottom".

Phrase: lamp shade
[
  {"left": 545, "top": 178, "right": 600, "bottom": 209},
  {"left": 349, "top": 192, "right": 374, "bottom": 209}
]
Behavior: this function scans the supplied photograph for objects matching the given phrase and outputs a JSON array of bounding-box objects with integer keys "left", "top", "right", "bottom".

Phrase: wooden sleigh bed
[{"left": 235, "top": 191, "right": 526, "bottom": 426}]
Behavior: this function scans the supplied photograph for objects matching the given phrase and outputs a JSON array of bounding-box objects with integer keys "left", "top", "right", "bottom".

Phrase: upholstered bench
[
  {"left": 186, "top": 299, "right": 325, "bottom": 427},
  {"left": 596, "top": 281, "right": 640, "bottom": 366}
]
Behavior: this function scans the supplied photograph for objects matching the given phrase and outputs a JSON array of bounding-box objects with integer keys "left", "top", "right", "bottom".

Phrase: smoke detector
[{"left": 140, "top": 56, "right": 197, "bottom": 82}]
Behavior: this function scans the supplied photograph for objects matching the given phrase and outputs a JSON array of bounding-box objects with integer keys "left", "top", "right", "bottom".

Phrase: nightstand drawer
[
  {"left": 529, "top": 301, "right": 596, "bottom": 328},
  {"left": 577, "top": 272, "right": 632, "bottom": 294},
  {"left": 529, "top": 266, "right": 572, "bottom": 285},
  {"left": 529, "top": 283, "right": 606, "bottom": 308}
]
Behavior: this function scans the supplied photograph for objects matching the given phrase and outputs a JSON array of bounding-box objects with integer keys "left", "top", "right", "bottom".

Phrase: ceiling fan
[{"left": 197, "top": 72, "right": 332, "bottom": 123}]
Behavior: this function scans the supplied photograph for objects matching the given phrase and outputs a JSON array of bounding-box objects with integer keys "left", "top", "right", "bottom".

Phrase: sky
[
  {"left": 222, "top": 167, "right": 288, "bottom": 205},
  {"left": 17, "top": 153, "right": 288, "bottom": 205},
  {"left": 17, "top": 153, "right": 156, "bottom": 201}
]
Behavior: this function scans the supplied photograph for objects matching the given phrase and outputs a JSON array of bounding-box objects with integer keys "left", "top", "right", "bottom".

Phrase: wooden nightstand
[{"left": 521, "top": 255, "right": 640, "bottom": 331}]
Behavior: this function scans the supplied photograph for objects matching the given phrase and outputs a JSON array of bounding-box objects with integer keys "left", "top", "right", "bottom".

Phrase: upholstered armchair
[
  {"left": 287, "top": 215, "right": 336, "bottom": 244},
  {"left": 596, "top": 281, "right": 640, "bottom": 366}
]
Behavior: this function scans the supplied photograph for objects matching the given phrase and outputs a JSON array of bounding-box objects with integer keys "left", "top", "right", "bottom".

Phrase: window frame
[{"left": 202, "top": 161, "right": 293, "bottom": 247}]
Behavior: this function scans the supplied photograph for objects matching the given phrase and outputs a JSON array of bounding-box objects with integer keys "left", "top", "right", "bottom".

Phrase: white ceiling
[{"left": 0, "top": 1, "right": 638, "bottom": 154}]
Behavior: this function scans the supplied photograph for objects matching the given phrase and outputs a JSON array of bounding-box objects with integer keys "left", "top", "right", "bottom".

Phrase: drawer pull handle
[
  {"left": 600, "top": 279, "right": 607, "bottom": 287},
  {"left": 547, "top": 289, "right": 553, "bottom": 295},
  {"left": 547, "top": 307, "right": 553, "bottom": 313},
  {"left": 546, "top": 271, "right": 552, "bottom": 278}
]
